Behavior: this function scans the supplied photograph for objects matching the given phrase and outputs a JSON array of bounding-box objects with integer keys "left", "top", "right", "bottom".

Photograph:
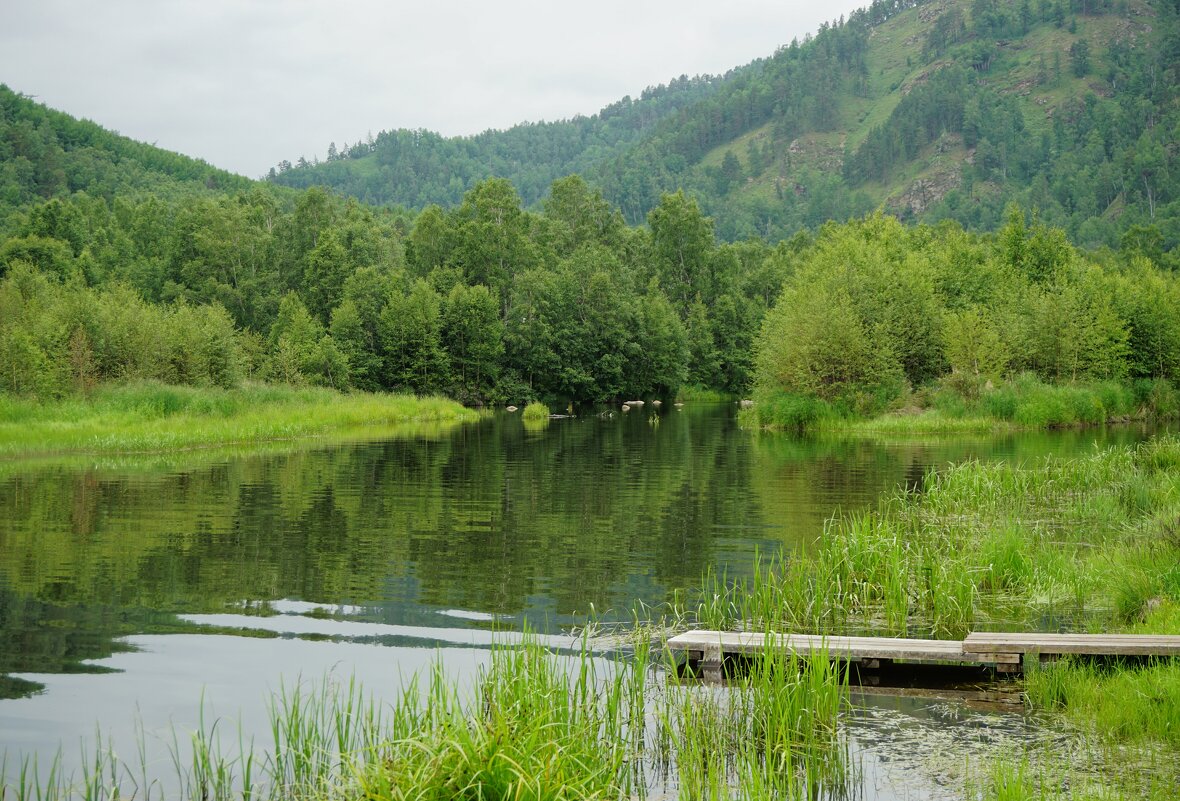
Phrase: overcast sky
[{"left": 1, "top": 1, "right": 867, "bottom": 179}]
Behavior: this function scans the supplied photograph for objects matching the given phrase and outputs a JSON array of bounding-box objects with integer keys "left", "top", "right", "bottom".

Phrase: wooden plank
[
  {"left": 667, "top": 630, "right": 1016, "bottom": 666},
  {"left": 667, "top": 630, "right": 1180, "bottom": 674},
  {"left": 964, "top": 632, "right": 1180, "bottom": 656}
]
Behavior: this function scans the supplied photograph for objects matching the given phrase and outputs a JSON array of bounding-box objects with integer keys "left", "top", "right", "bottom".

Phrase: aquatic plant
[
  {"left": 521, "top": 401, "right": 550, "bottom": 421},
  {"left": 0, "top": 635, "right": 851, "bottom": 801}
]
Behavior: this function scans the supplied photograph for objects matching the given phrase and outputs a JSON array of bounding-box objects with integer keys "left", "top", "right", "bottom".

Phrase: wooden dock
[{"left": 666, "top": 630, "right": 1180, "bottom": 681}]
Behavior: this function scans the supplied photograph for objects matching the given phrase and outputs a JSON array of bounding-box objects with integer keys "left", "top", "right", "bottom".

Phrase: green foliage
[
  {"left": 647, "top": 190, "right": 715, "bottom": 316},
  {"left": 0, "top": 263, "right": 246, "bottom": 396},
  {"left": 3, "top": 77, "right": 1178, "bottom": 413},
  {"left": 750, "top": 392, "right": 836, "bottom": 430},
  {"left": 943, "top": 307, "right": 1009, "bottom": 397},
  {"left": 0, "top": 84, "right": 253, "bottom": 224},
  {"left": 441, "top": 282, "right": 503, "bottom": 403},
  {"left": 751, "top": 210, "right": 1179, "bottom": 429},
  {"left": 1025, "top": 658, "right": 1180, "bottom": 747},
  {"left": 755, "top": 216, "right": 962, "bottom": 412},
  {"left": 756, "top": 280, "right": 901, "bottom": 409},
  {"left": 0, "top": 235, "right": 76, "bottom": 281},
  {"left": 541, "top": 174, "right": 624, "bottom": 256},
  {"left": 1069, "top": 37, "right": 1091, "bottom": 76},
  {"left": 380, "top": 279, "right": 449, "bottom": 394},
  {"left": 979, "top": 374, "right": 1136, "bottom": 426},
  {"left": 521, "top": 401, "right": 549, "bottom": 421}
]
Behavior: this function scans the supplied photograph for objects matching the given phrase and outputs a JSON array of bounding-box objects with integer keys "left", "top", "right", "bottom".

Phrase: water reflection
[{"left": 0, "top": 406, "right": 1165, "bottom": 781}]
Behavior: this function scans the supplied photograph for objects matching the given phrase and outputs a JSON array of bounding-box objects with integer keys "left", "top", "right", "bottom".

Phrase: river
[{"left": 0, "top": 404, "right": 1163, "bottom": 798}]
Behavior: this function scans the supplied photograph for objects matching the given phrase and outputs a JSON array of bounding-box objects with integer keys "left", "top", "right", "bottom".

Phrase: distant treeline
[
  {"left": 2, "top": 171, "right": 1177, "bottom": 414},
  {"left": 0, "top": 84, "right": 251, "bottom": 215},
  {"left": 268, "top": 74, "right": 730, "bottom": 209}
]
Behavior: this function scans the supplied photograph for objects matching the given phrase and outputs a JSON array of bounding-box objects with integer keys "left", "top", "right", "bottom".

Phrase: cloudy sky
[{"left": 1, "top": 1, "right": 867, "bottom": 179}]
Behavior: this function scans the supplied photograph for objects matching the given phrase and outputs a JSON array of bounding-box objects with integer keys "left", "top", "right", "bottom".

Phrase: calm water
[{"left": 0, "top": 405, "right": 1163, "bottom": 796}]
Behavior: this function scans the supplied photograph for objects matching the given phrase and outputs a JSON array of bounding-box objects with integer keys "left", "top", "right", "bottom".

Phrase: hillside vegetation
[
  {"left": 0, "top": 84, "right": 253, "bottom": 223},
  {"left": 271, "top": 0, "right": 1179, "bottom": 249}
]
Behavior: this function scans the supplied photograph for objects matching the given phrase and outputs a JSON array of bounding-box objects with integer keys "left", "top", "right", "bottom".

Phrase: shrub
[{"left": 753, "top": 392, "right": 835, "bottom": 430}]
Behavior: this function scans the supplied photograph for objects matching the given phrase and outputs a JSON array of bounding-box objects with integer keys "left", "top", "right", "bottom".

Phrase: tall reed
[
  {"left": 1, "top": 635, "right": 851, "bottom": 801},
  {"left": 678, "top": 436, "right": 1180, "bottom": 640}
]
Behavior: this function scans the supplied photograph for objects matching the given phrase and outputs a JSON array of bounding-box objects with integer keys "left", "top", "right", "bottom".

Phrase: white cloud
[{"left": 0, "top": 0, "right": 867, "bottom": 178}]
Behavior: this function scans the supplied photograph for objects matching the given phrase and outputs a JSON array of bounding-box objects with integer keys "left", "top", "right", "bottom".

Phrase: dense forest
[
  {"left": 0, "top": 176, "right": 775, "bottom": 404},
  {"left": 0, "top": 84, "right": 251, "bottom": 216},
  {"left": 3, "top": 157, "right": 1179, "bottom": 417},
  {"left": 266, "top": 74, "right": 730, "bottom": 210},
  {"left": 272, "top": 0, "right": 1180, "bottom": 248}
]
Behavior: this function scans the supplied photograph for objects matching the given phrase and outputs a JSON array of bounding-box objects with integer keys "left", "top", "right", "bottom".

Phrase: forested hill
[
  {"left": 0, "top": 84, "right": 253, "bottom": 222},
  {"left": 271, "top": 0, "right": 1179, "bottom": 249},
  {"left": 266, "top": 72, "right": 735, "bottom": 209}
]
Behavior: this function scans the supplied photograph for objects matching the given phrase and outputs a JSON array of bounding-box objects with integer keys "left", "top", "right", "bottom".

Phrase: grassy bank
[
  {"left": 746, "top": 375, "right": 1180, "bottom": 435},
  {"left": 685, "top": 434, "right": 1180, "bottom": 638},
  {"left": 0, "top": 382, "right": 480, "bottom": 457},
  {"left": 678, "top": 435, "right": 1180, "bottom": 797}
]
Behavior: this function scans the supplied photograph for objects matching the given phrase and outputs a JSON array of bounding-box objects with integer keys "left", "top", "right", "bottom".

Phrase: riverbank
[
  {"left": 682, "top": 434, "right": 1180, "bottom": 797},
  {"left": 0, "top": 382, "right": 480, "bottom": 457},
  {"left": 744, "top": 375, "right": 1180, "bottom": 435}
]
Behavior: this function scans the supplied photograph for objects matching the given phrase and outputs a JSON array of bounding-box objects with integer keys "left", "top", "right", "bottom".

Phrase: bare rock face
[{"left": 891, "top": 142, "right": 964, "bottom": 217}]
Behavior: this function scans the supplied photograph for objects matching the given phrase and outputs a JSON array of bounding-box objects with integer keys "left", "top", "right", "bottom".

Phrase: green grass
[
  {"left": 679, "top": 435, "right": 1180, "bottom": 639},
  {"left": 1025, "top": 657, "right": 1180, "bottom": 747},
  {"left": 0, "top": 636, "right": 850, "bottom": 801},
  {"left": 0, "top": 381, "right": 480, "bottom": 457},
  {"left": 820, "top": 410, "right": 1009, "bottom": 436},
  {"left": 675, "top": 384, "right": 734, "bottom": 403},
  {"left": 521, "top": 401, "right": 550, "bottom": 421},
  {"left": 751, "top": 375, "right": 1177, "bottom": 435}
]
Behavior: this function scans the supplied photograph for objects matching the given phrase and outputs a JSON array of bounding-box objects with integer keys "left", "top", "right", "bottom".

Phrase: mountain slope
[
  {"left": 0, "top": 84, "right": 254, "bottom": 226},
  {"left": 272, "top": 0, "right": 1179, "bottom": 249},
  {"left": 267, "top": 72, "right": 737, "bottom": 209},
  {"left": 671, "top": 0, "right": 1180, "bottom": 244}
]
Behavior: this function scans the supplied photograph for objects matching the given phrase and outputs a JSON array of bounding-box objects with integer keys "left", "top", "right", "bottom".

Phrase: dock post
[{"left": 702, "top": 643, "right": 723, "bottom": 683}]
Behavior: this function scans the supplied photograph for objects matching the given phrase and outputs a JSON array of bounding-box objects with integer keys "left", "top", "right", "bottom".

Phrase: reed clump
[
  {"left": 1024, "top": 656, "right": 1180, "bottom": 748},
  {"left": 521, "top": 401, "right": 550, "bottom": 422},
  {"left": 656, "top": 641, "right": 849, "bottom": 798}
]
